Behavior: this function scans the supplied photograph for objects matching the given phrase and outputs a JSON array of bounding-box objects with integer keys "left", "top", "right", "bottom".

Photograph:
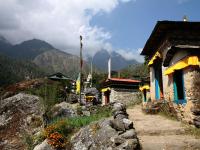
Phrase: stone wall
[
  {"left": 180, "top": 67, "right": 200, "bottom": 124},
  {"left": 110, "top": 88, "right": 142, "bottom": 106},
  {"left": 150, "top": 67, "right": 155, "bottom": 100},
  {"left": 162, "top": 66, "right": 200, "bottom": 126}
]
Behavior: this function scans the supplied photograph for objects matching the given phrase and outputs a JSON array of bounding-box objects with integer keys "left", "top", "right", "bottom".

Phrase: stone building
[
  {"left": 141, "top": 20, "right": 200, "bottom": 127},
  {"left": 101, "top": 78, "right": 141, "bottom": 105},
  {"left": 139, "top": 84, "right": 150, "bottom": 104}
]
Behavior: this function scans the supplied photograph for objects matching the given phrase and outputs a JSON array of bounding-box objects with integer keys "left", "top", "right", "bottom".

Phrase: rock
[
  {"left": 110, "top": 136, "right": 125, "bottom": 146},
  {"left": 113, "top": 103, "right": 126, "bottom": 113},
  {"left": 68, "top": 93, "right": 78, "bottom": 104},
  {"left": 119, "top": 129, "right": 136, "bottom": 139},
  {"left": 71, "top": 119, "right": 117, "bottom": 150},
  {"left": 191, "top": 108, "right": 200, "bottom": 115},
  {"left": 115, "top": 114, "right": 129, "bottom": 120},
  {"left": 71, "top": 102, "right": 140, "bottom": 150},
  {"left": 50, "top": 102, "right": 77, "bottom": 118},
  {"left": 194, "top": 120, "right": 200, "bottom": 128},
  {"left": 33, "top": 139, "right": 54, "bottom": 150},
  {"left": 113, "top": 110, "right": 128, "bottom": 118},
  {"left": 82, "top": 110, "right": 91, "bottom": 116},
  {"left": 194, "top": 116, "right": 200, "bottom": 122},
  {"left": 0, "top": 93, "right": 43, "bottom": 150},
  {"left": 110, "top": 119, "right": 126, "bottom": 131},
  {"left": 117, "top": 139, "right": 139, "bottom": 150},
  {"left": 122, "top": 118, "right": 133, "bottom": 130}
]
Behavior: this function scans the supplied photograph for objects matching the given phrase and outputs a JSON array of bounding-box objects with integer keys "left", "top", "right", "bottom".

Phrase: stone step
[{"left": 138, "top": 135, "right": 200, "bottom": 150}]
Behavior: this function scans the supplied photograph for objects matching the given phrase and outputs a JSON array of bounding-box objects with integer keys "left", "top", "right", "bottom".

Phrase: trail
[{"left": 127, "top": 105, "right": 200, "bottom": 150}]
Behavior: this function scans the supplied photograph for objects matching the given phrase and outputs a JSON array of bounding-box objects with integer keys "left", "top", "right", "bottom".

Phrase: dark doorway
[
  {"left": 173, "top": 70, "right": 185, "bottom": 104},
  {"left": 104, "top": 90, "right": 110, "bottom": 105},
  {"left": 143, "top": 89, "right": 147, "bottom": 102}
]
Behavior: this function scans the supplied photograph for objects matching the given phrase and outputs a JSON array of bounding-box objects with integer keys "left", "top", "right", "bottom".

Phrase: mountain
[
  {"left": 0, "top": 54, "right": 45, "bottom": 86},
  {"left": 0, "top": 36, "right": 90, "bottom": 82},
  {"left": 33, "top": 50, "right": 89, "bottom": 79},
  {"left": 92, "top": 50, "right": 138, "bottom": 71},
  {"left": 0, "top": 39, "right": 54, "bottom": 60},
  {"left": 0, "top": 35, "right": 13, "bottom": 56}
]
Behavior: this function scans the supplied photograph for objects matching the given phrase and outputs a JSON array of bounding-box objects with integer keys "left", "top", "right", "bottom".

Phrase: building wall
[
  {"left": 109, "top": 88, "right": 141, "bottom": 106},
  {"left": 149, "top": 45, "right": 200, "bottom": 124},
  {"left": 160, "top": 49, "right": 200, "bottom": 123},
  {"left": 173, "top": 67, "right": 200, "bottom": 123},
  {"left": 169, "top": 50, "right": 189, "bottom": 66},
  {"left": 150, "top": 67, "right": 155, "bottom": 100}
]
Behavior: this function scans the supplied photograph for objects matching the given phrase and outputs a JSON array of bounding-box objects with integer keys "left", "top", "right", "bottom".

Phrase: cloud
[
  {"left": 0, "top": 0, "right": 134, "bottom": 56},
  {"left": 119, "top": 0, "right": 134, "bottom": 2},
  {"left": 116, "top": 48, "right": 144, "bottom": 63}
]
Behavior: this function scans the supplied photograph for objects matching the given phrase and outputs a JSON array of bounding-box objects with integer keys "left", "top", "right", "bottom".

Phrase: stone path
[{"left": 127, "top": 105, "right": 200, "bottom": 150}]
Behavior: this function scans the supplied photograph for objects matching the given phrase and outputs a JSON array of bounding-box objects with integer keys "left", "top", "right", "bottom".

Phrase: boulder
[
  {"left": 110, "top": 119, "right": 126, "bottom": 131},
  {"left": 112, "top": 103, "right": 126, "bottom": 113},
  {"left": 0, "top": 93, "right": 43, "bottom": 150},
  {"left": 194, "top": 120, "right": 200, "bottom": 128},
  {"left": 33, "top": 139, "right": 54, "bottom": 150},
  {"left": 113, "top": 110, "right": 128, "bottom": 118},
  {"left": 115, "top": 114, "right": 129, "bottom": 120},
  {"left": 82, "top": 110, "right": 91, "bottom": 116},
  {"left": 110, "top": 136, "right": 125, "bottom": 146},
  {"left": 50, "top": 102, "right": 77, "bottom": 118},
  {"left": 119, "top": 129, "right": 137, "bottom": 139},
  {"left": 71, "top": 102, "right": 140, "bottom": 150},
  {"left": 122, "top": 118, "right": 133, "bottom": 130},
  {"left": 117, "top": 139, "right": 139, "bottom": 150},
  {"left": 71, "top": 119, "right": 117, "bottom": 150}
]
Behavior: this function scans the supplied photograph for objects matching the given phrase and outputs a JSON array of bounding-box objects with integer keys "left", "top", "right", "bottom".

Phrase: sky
[{"left": 0, "top": 0, "right": 200, "bottom": 62}]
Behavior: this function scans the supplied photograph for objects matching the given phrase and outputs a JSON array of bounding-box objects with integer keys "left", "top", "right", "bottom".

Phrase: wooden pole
[{"left": 80, "top": 35, "right": 83, "bottom": 104}]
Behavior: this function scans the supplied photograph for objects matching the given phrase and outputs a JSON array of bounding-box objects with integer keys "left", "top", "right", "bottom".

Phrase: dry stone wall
[
  {"left": 110, "top": 88, "right": 142, "bottom": 106},
  {"left": 71, "top": 102, "right": 140, "bottom": 150}
]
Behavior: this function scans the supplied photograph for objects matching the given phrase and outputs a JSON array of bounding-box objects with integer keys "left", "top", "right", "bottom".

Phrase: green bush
[
  {"left": 26, "top": 79, "right": 66, "bottom": 111},
  {"left": 22, "top": 132, "right": 34, "bottom": 150},
  {"left": 42, "top": 105, "right": 111, "bottom": 147}
]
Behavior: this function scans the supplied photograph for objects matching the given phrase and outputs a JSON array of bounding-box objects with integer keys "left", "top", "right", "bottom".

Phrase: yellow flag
[{"left": 76, "top": 73, "right": 80, "bottom": 94}]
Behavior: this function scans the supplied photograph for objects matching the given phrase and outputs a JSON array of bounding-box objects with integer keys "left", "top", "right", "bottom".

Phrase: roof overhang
[
  {"left": 141, "top": 21, "right": 200, "bottom": 56},
  {"left": 163, "top": 45, "right": 200, "bottom": 67}
]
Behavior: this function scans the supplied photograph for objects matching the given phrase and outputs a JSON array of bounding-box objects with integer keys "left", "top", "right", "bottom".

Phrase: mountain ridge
[
  {"left": 0, "top": 36, "right": 90, "bottom": 81},
  {"left": 91, "top": 49, "right": 138, "bottom": 71}
]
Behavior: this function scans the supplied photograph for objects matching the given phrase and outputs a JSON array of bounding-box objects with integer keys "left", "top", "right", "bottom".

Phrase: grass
[
  {"left": 33, "top": 105, "right": 111, "bottom": 149},
  {"left": 158, "top": 111, "right": 178, "bottom": 121},
  {"left": 50, "top": 106, "right": 111, "bottom": 128},
  {"left": 22, "top": 132, "right": 34, "bottom": 150},
  {"left": 183, "top": 124, "right": 200, "bottom": 138},
  {"left": 25, "top": 79, "right": 66, "bottom": 111}
]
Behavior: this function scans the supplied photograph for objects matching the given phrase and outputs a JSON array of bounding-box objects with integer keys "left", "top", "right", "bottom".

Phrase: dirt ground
[{"left": 127, "top": 105, "right": 200, "bottom": 150}]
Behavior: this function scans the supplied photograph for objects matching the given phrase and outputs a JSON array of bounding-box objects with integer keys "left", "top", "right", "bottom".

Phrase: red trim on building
[{"left": 107, "top": 78, "right": 141, "bottom": 83}]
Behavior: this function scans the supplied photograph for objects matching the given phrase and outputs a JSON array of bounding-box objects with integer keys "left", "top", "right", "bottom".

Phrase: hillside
[
  {"left": 0, "top": 36, "right": 90, "bottom": 80},
  {"left": 120, "top": 63, "right": 149, "bottom": 79},
  {"left": 0, "top": 54, "right": 45, "bottom": 87},
  {"left": 33, "top": 50, "right": 90, "bottom": 79}
]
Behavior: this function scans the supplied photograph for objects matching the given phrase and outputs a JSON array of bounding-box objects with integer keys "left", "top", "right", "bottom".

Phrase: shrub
[
  {"left": 43, "top": 120, "right": 73, "bottom": 149},
  {"left": 42, "top": 105, "right": 112, "bottom": 148},
  {"left": 22, "top": 132, "right": 34, "bottom": 150},
  {"left": 47, "top": 132, "right": 68, "bottom": 149}
]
